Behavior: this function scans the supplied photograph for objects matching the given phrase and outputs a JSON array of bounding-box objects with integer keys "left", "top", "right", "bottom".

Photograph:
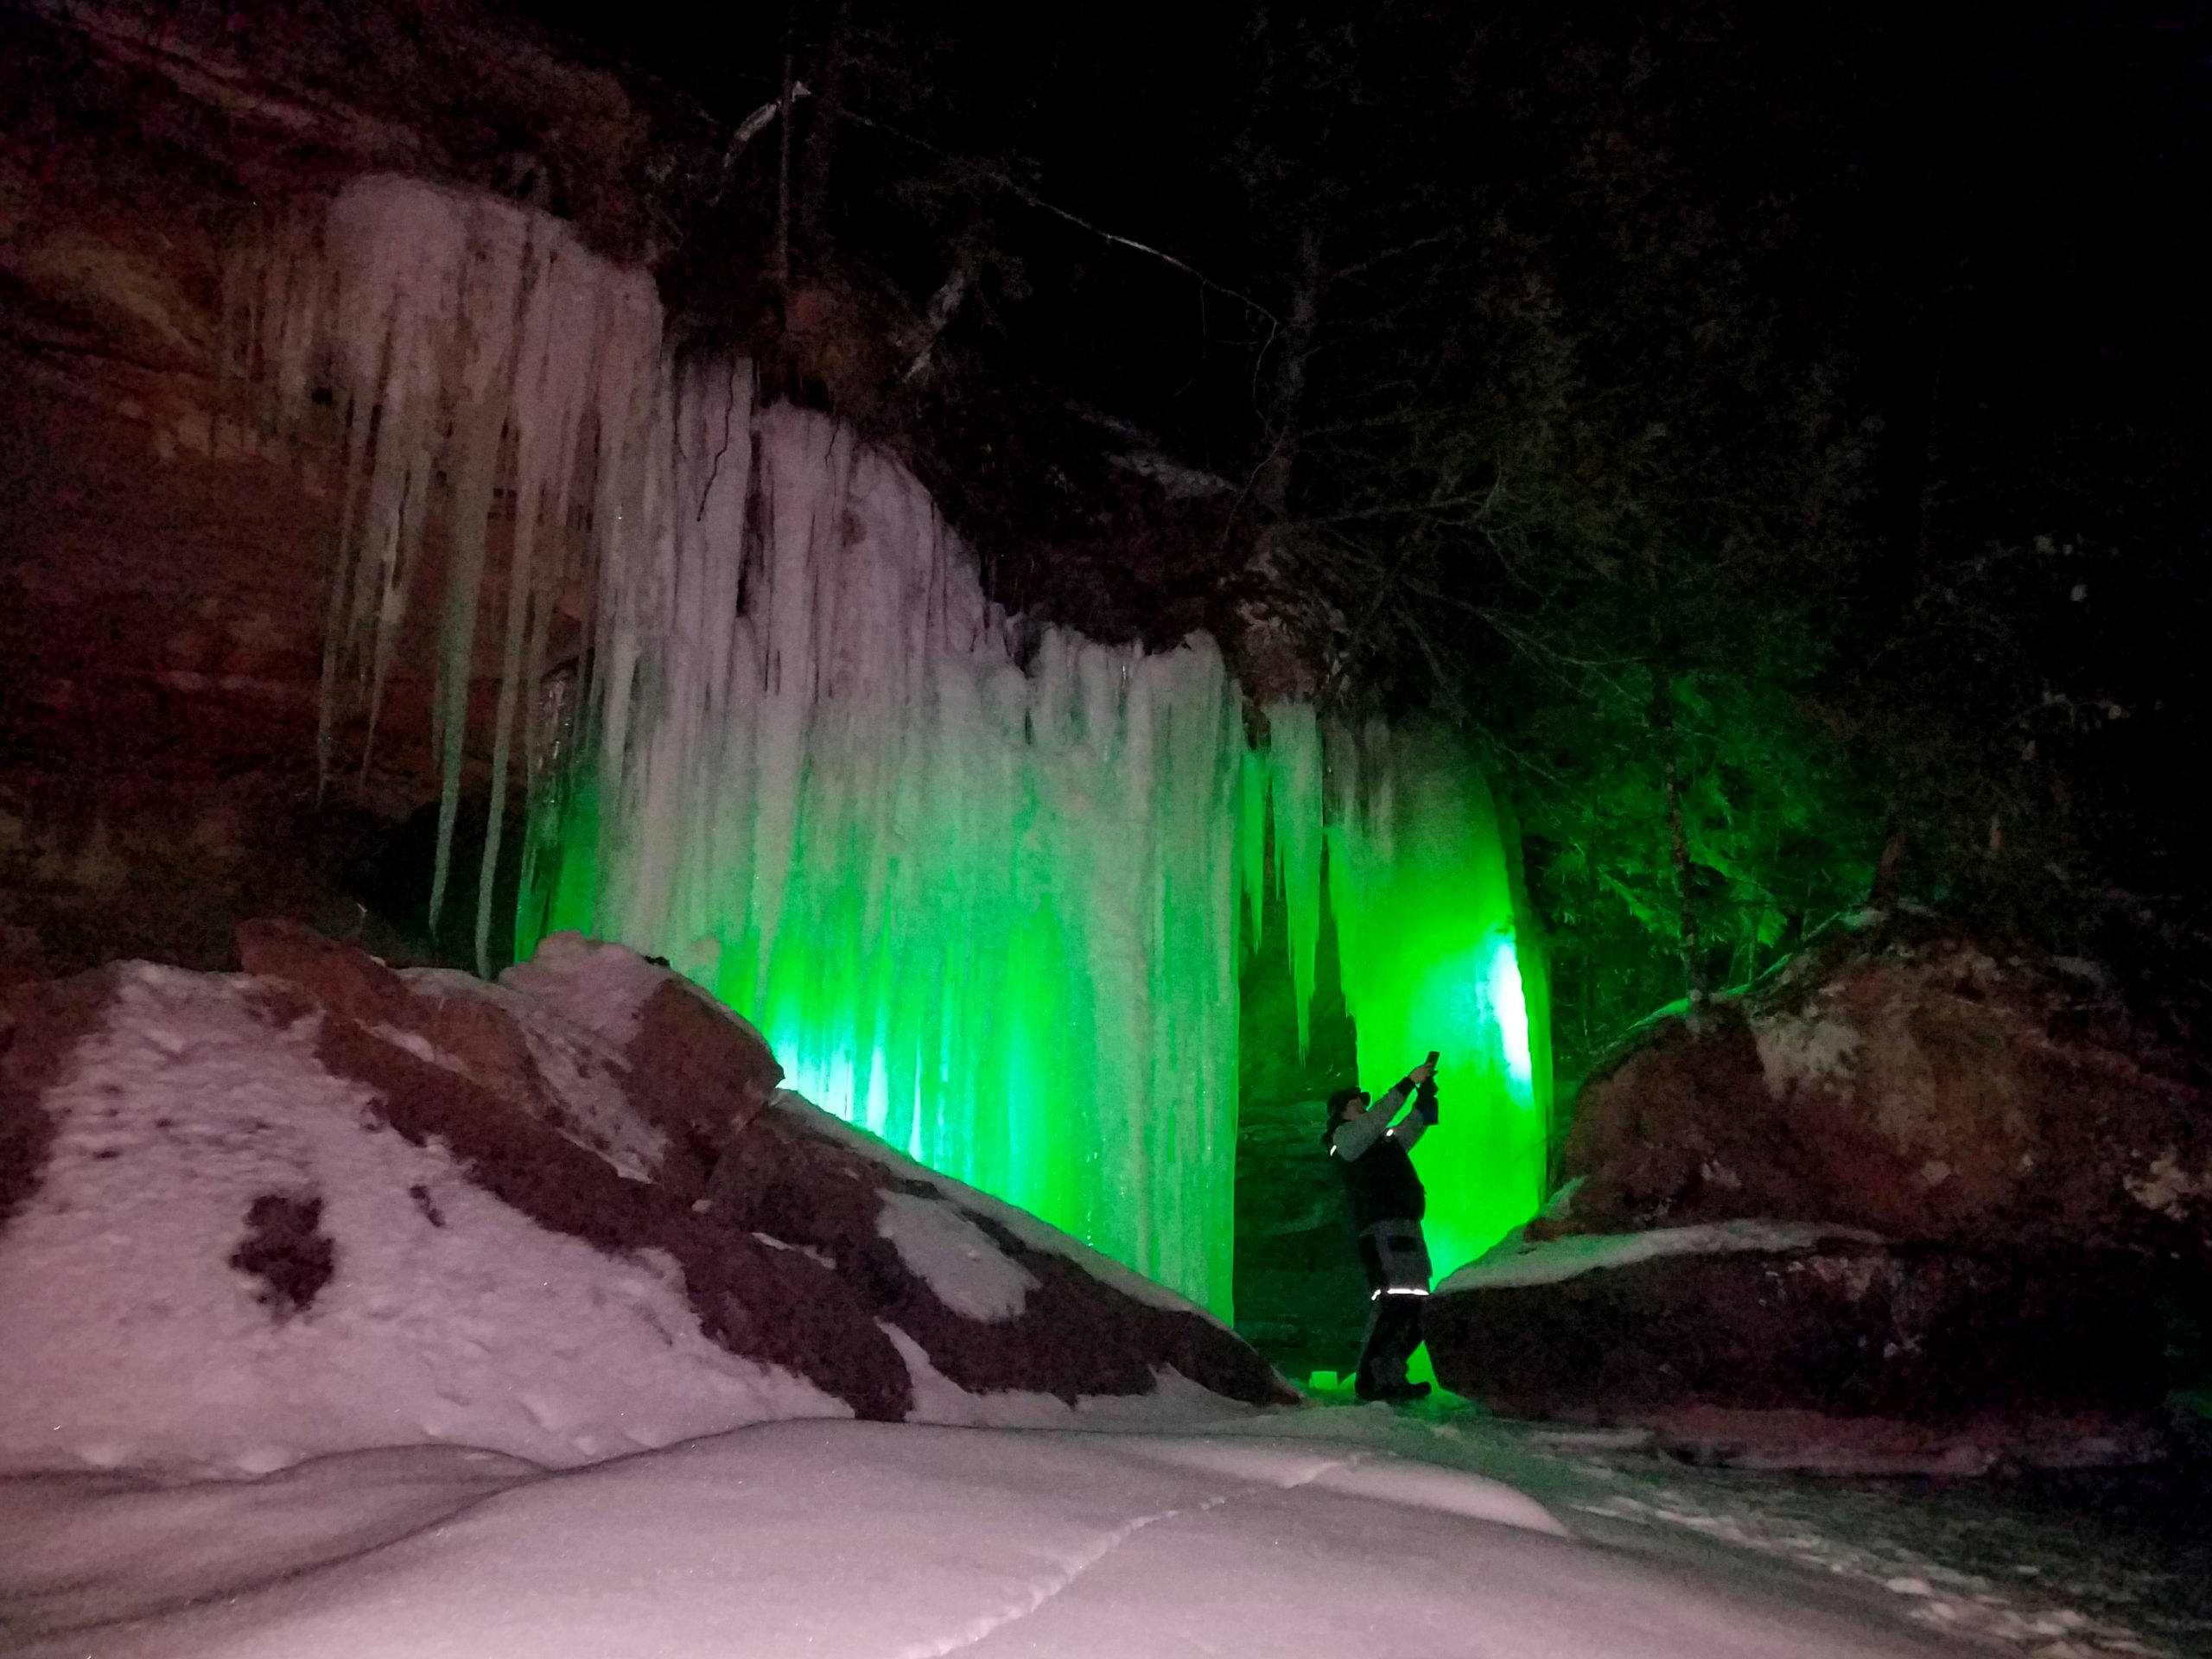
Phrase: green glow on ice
[
  {"left": 521, "top": 627, "right": 1247, "bottom": 1319},
  {"left": 524, "top": 702, "right": 1552, "bottom": 1317},
  {"left": 1318, "top": 721, "right": 1552, "bottom": 1280}
]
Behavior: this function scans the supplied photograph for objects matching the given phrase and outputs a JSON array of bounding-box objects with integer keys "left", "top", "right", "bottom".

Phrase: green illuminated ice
[
  {"left": 516, "top": 373, "right": 1548, "bottom": 1315},
  {"left": 239, "top": 175, "right": 1549, "bottom": 1322}
]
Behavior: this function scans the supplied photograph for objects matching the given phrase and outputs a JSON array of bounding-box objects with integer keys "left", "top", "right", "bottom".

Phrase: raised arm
[{"left": 1329, "top": 1077, "right": 1417, "bottom": 1160}]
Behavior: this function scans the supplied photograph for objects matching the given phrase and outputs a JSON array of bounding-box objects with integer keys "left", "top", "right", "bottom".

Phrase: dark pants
[{"left": 1353, "top": 1219, "right": 1432, "bottom": 1394}]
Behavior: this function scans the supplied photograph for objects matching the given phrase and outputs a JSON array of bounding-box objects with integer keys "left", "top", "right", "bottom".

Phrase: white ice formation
[{"left": 228, "top": 175, "right": 1548, "bottom": 1314}]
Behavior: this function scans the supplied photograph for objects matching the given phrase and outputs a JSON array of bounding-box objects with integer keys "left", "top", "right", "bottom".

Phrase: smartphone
[{"left": 1425, "top": 1050, "right": 1440, "bottom": 1067}]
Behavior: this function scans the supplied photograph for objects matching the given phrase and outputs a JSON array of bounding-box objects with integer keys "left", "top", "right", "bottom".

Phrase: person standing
[{"left": 1323, "top": 1056, "right": 1440, "bottom": 1402}]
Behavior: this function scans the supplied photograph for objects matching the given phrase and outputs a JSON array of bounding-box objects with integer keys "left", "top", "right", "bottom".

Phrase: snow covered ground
[
  {"left": 1519, "top": 1418, "right": 2209, "bottom": 1659},
  {"left": 1, "top": 1403, "right": 2024, "bottom": 1659},
  {"left": 11, "top": 1393, "right": 2197, "bottom": 1657},
  {"left": 3, "top": 959, "right": 2199, "bottom": 1656}
]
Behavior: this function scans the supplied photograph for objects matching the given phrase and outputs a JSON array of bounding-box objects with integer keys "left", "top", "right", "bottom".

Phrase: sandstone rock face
[
  {"left": 1560, "top": 922, "right": 2212, "bottom": 1257},
  {"left": 0, "top": 925, "right": 1287, "bottom": 1472},
  {"left": 0, "top": 969, "right": 118, "bottom": 1227},
  {"left": 0, "top": 0, "right": 725, "bottom": 990}
]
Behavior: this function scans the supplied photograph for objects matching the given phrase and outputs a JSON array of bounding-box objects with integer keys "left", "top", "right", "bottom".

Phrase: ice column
[
  {"left": 1244, "top": 716, "right": 1552, "bottom": 1277},
  {"left": 528, "top": 364, "right": 1247, "bottom": 1313},
  {"left": 226, "top": 175, "right": 664, "bottom": 973}
]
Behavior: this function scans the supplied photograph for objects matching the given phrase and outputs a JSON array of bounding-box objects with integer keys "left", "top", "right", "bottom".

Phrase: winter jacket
[{"left": 1325, "top": 1077, "right": 1434, "bottom": 1230}]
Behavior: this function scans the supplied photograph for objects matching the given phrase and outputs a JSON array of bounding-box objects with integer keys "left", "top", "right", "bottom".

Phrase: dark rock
[
  {"left": 0, "top": 969, "right": 120, "bottom": 1230},
  {"left": 709, "top": 1094, "right": 1297, "bottom": 1408},
  {"left": 229, "top": 1192, "right": 337, "bottom": 1318},
  {"left": 622, "top": 976, "right": 785, "bottom": 1171},
  {"left": 238, "top": 917, "right": 419, "bottom": 1027},
  {"left": 1426, "top": 1231, "right": 2190, "bottom": 1431},
  {"left": 1477, "top": 925, "right": 2212, "bottom": 1446}
]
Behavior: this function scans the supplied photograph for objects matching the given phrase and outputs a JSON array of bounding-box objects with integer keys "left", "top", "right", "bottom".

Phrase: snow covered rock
[
  {"left": 0, "top": 926, "right": 1287, "bottom": 1477},
  {"left": 1445, "top": 923, "right": 2212, "bottom": 1443},
  {"left": 238, "top": 919, "right": 784, "bottom": 1198},
  {"left": 705, "top": 1089, "right": 1296, "bottom": 1413},
  {"left": 0, "top": 958, "right": 854, "bottom": 1474}
]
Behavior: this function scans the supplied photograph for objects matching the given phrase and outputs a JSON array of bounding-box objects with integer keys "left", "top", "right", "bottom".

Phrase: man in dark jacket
[{"left": 1324, "top": 1056, "right": 1440, "bottom": 1402}]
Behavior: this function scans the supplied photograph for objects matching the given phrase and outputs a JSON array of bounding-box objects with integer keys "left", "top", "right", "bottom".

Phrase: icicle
[
  {"left": 231, "top": 175, "right": 664, "bottom": 969},
  {"left": 1236, "top": 745, "right": 1269, "bottom": 955},
  {"left": 521, "top": 385, "right": 1248, "bottom": 1311},
  {"left": 1261, "top": 701, "right": 1325, "bottom": 1057}
]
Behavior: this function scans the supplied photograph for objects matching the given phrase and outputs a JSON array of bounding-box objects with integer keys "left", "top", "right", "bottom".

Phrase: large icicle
[
  {"left": 1243, "top": 715, "right": 1551, "bottom": 1277},
  {"left": 530, "top": 372, "right": 1247, "bottom": 1314},
  {"left": 226, "top": 175, "right": 664, "bottom": 971},
  {"left": 1324, "top": 721, "right": 1551, "bottom": 1274}
]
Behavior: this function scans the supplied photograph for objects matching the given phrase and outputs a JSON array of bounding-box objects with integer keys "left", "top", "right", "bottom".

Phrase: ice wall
[
  {"left": 232, "top": 175, "right": 1548, "bottom": 1312},
  {"left": 531, "top": 360, "right": 1248, "bottom": 1313}
]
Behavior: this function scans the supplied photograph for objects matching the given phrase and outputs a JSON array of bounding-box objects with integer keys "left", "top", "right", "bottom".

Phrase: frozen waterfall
[{"left": 231, "top": 175, "right": 1548, "bottom": 1313}]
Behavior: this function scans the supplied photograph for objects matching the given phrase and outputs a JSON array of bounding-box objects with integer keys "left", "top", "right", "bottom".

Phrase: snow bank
[{"left": 0, "top": 1418, "right": 1955, "bottom": 1659}]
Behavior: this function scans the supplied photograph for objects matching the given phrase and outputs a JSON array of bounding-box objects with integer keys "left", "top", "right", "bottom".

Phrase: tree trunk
[
  {"left": 1650, "top": 667, "right": 1708, "bottom": 1025},
  {"left": 1233, "top": 222, "right": 1327, "bottom": 704},
  {"left": 1253, "top": 222, "right": 1325, "bottom": 525}
]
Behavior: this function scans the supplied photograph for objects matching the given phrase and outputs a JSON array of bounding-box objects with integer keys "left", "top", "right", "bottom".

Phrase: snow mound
[
  {"left": 0, "top": 964, "right": 842, "bottom": 1477},
  {"left": 0, "top": 1419, "right": 1951, "bottom": 1659}
]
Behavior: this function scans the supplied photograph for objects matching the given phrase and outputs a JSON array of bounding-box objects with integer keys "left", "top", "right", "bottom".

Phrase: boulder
[
  {"left": 1427, "top": 920, "right": 2212, "bottom": 1449},
  {"left": 1425, "top": 1224, "right": 2190, "bottom": 1437},
  {"left": 0, "top": 926, "right": 1290, "bottom": 1475},
  {"left": 499, "top": 929, "right": 786, "bottom": 1178},
  {"left": 1557, "top": 919, "right": 2212, "bottom": 1257},
  {"left": 239, "top": 918, "right": 787, "bottom": 1199},
  {"left": 708, "top": 1091, "right": 1291, "bottom": 1409}
]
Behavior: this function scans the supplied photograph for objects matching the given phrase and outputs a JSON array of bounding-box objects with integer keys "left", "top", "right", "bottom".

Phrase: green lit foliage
[
  {"left": 1521, "top": 669, "right": 1879, "bottom": 1089},
  {"left": 1230, "top": 6, "right": 1888, "bottom": 1090}
]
